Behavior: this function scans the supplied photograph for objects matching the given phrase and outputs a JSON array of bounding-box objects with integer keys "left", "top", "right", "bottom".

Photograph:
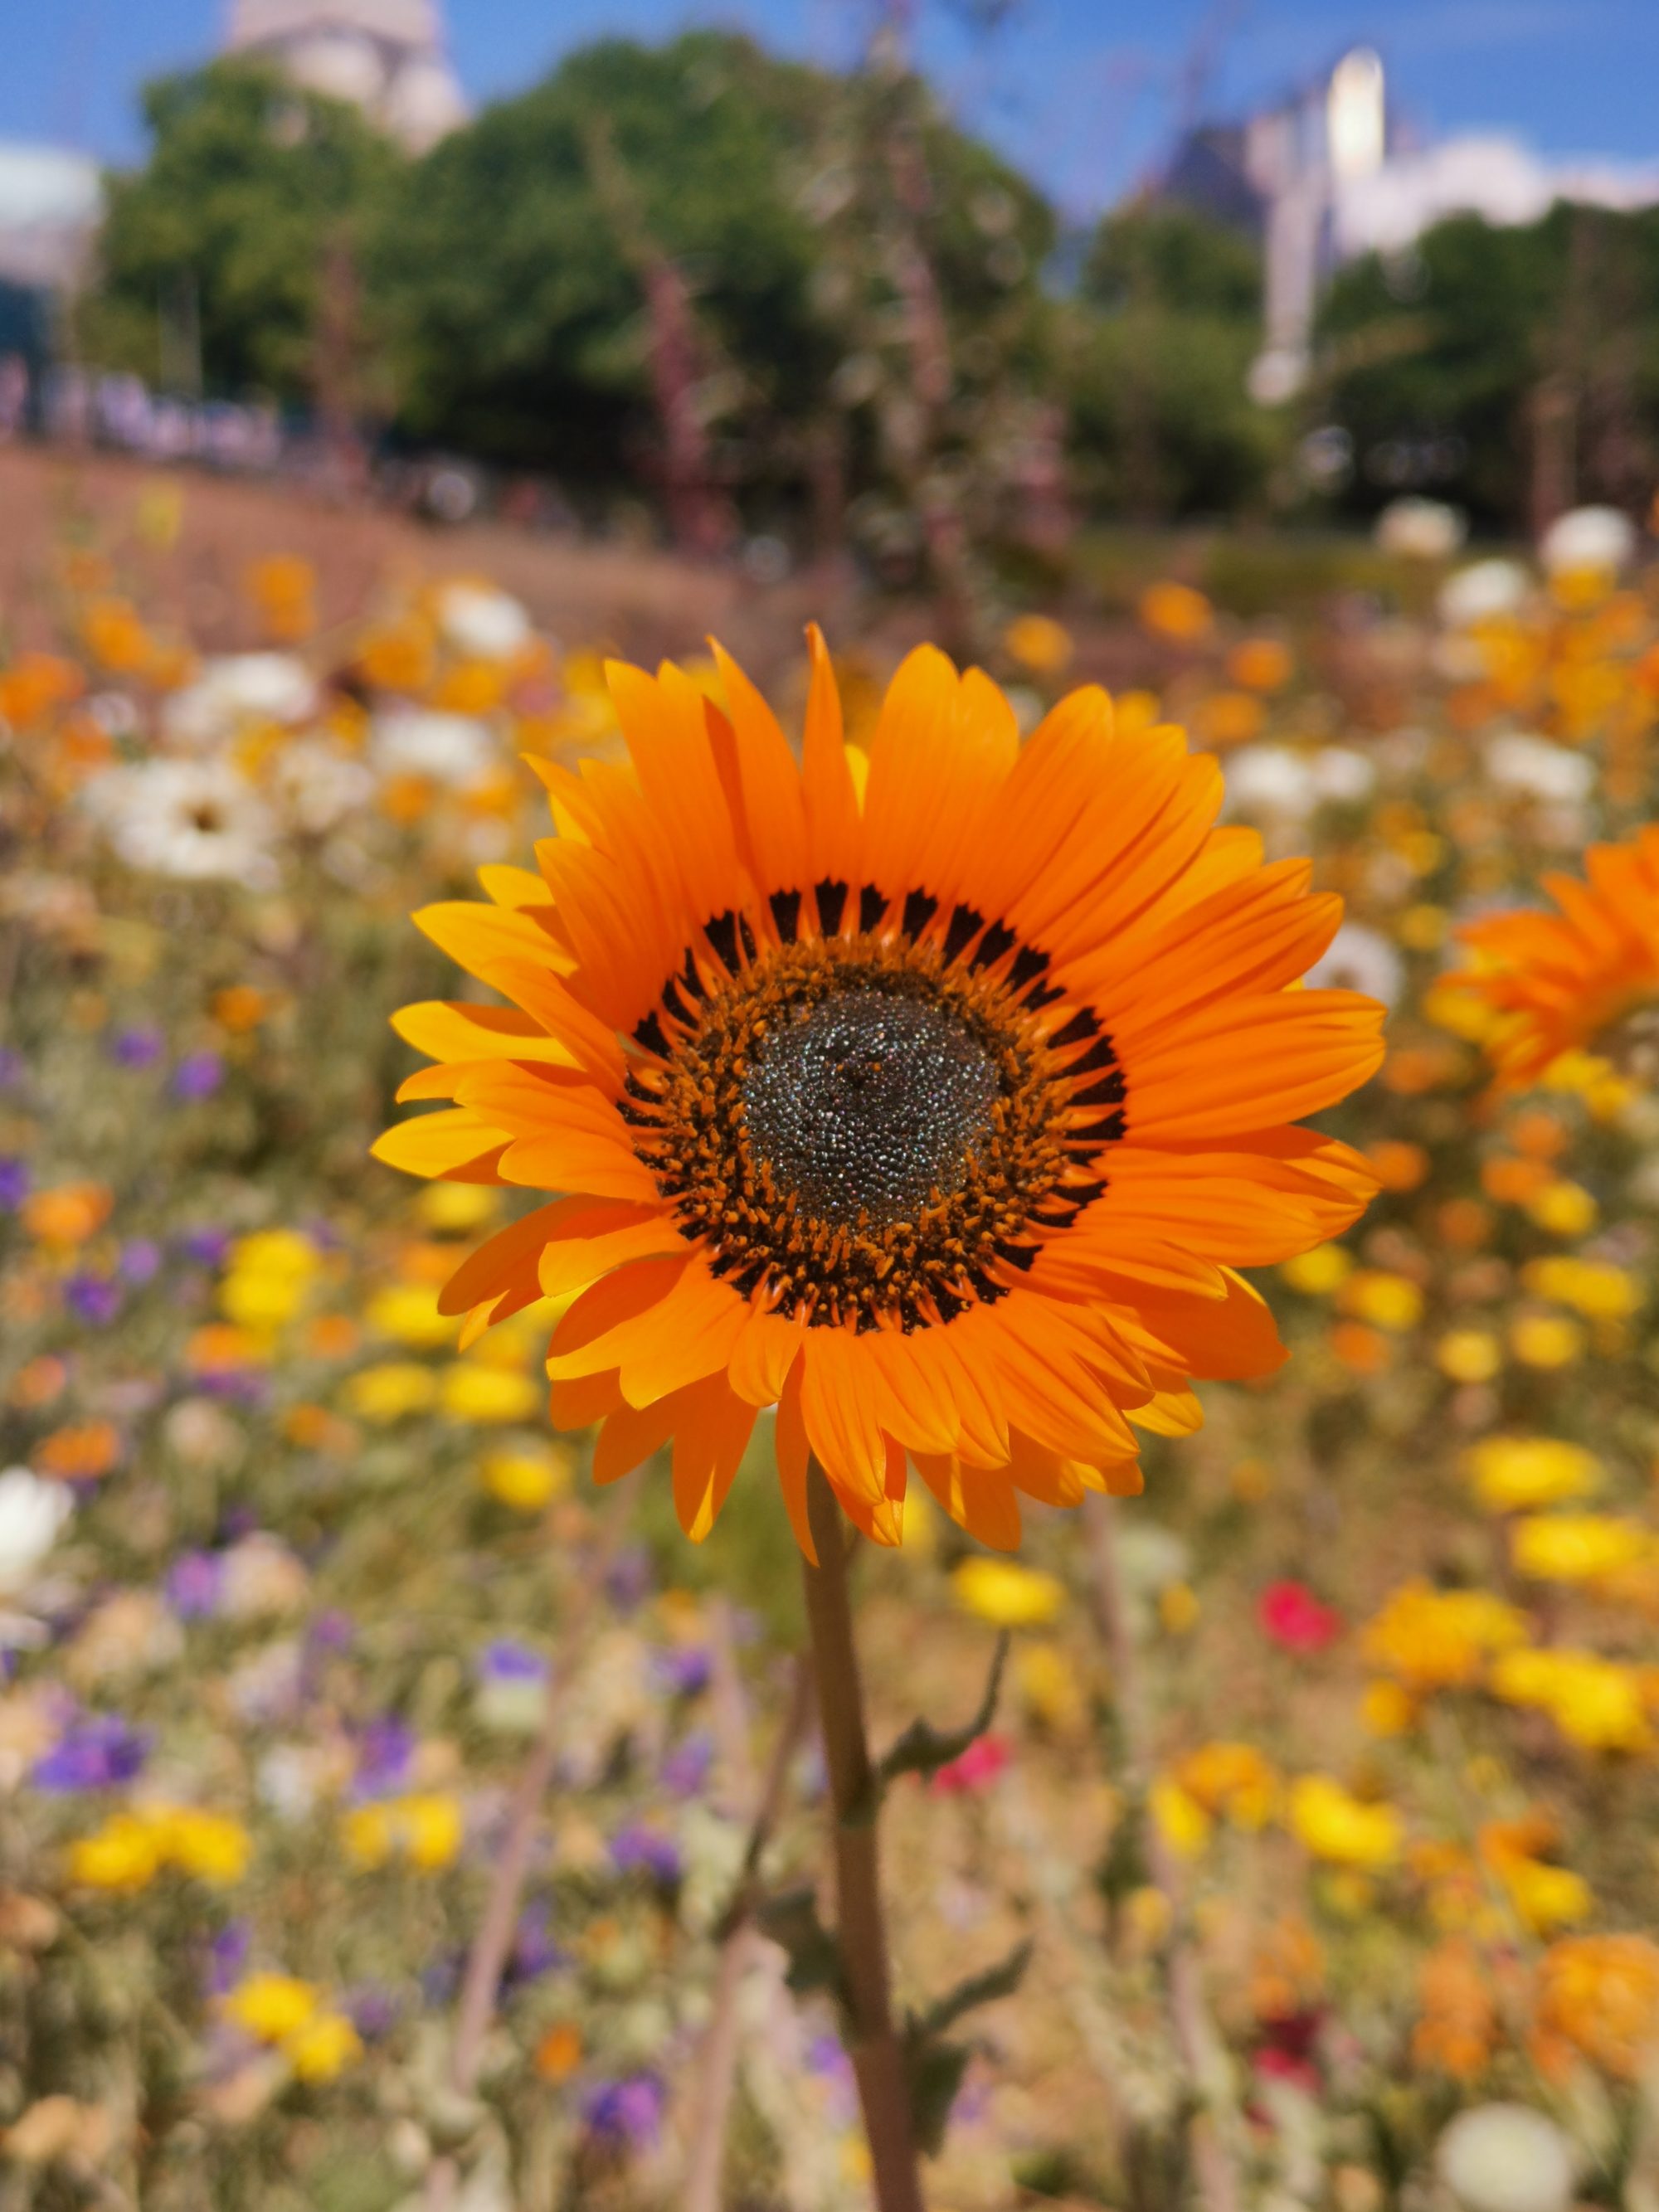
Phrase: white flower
[
  {"left": 0, "top": 1468, "right": 74, "bottom": 1598},
  {"left": 1435, "top": 2104, "right": 1576, "bottom": 2212},
  {"left": 1539, "top": 503, "right": 1636, "bottom": 576},
  {"left": 370, "top": 707, "right": 497, "bottom": 790},
  {"left": 1486, "top": 732, "right": 1594, "bottom": 804},
  {"left": 1375, "top": 496, "right": 1467, "bottom": 561},
  {"left": 269, "top": 739, "right": 376, "bottom": 834},
  {"left": 163, "top": 654, "right": 317, "bottom": 750},
  {"left": 219, "top": 1534, "right": 308, "bottom": 1620},
  {"left": 1310, "top": 746, "right": 1376, "bottom": 806},
  {"left": 435, "top": 581, "right": 533, "bottom": 662},
  {"left": 1307, "top": 922, "right": 1404, "bottom": 1009},
  {"left": 82, "top": 759, "right": 279, "bottom": 889},
  {"left": 1223, "top": 746, "right": 1316, "bottom": 819},
  {"left": 1438, "top": 557, "right": 1530, "bottom": 629}
]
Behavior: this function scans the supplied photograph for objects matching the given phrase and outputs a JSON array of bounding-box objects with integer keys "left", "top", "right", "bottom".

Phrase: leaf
[
  {"left": 752, "top": 1884, "right": 844, "bottom": 2002},
  {"left": 912, "top": 1936, "right": 1033, "bottom": 2043},
  {"left": 876, "top": 1631, "right": 1008, "bottom": 1789},
  {"left": 904, "top": 2035, "right": 972, "bottom": 2159}
]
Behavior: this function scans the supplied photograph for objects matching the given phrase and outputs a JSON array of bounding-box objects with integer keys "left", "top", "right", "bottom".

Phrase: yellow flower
[
  {"left": 1362, "top": 1581, "right": 1527, "bottom": 1694},
  {"left": 225, "top": 1973, "right": 319, "bottom": 2044},
  {"left": 1521, "top": 1257, "right": 1642, "bottom": 1319},
  {"left": 1438, "top": 1330, "right": 1501, "bottom": 1383},
  {"left": 1340, "top": 1270, "right": 1423, "bottom": 1333},
  {"left": 1464, "top": 1437, "right": 1603, "bottom": 1513},
  {"left": 345, "top": 1362, "right": 438, "bottom": 1422},
  {"left": 1499, "top": 1856, "right": 1592, "bottom": 1934},
  {"left": 1510, "top": 1314, "right": 1584, "bottom": 1369},
  {"left": 1014, "top": 1640, "right": 1087, "bottom": 1733},
  {"left": 1525, "top": 1180, "right": 1598, "bottom": 1237},
  {"left": 1288, "top": 1775, "right": 1403, "bottom": 1868},
  {"left": 1151, "top": 1775, "right": 1212, "bottom": 1857},
  {"left": 1511, "top": 1514, "right": 1653, "bottom": 1584},
  {"left": 480, "top": 1446, "right": 572, "bottom": 1513},
  {"left": 951, "top": 1558, "right": 1066, "bottom": 1629},
  {"left": 1360, "top": 1680, "right": 1417, "bottom": 1737},
  {"left": 365, "top": 1283, "right": 455, "bottom": 1349},
  {"left": 1002, "top": 614, "right": 1073, "bottom": 675},
  {"left": 153, "top": 1806, "right": 253, "bottom": 1885},
  {"left": 440, "top": 1362, "right": 541, "bottom": 1424},
  {"left": 66, "top": 1813, "right": 163, "bottom": 1893},
  {"left": 420, "top": 1182, "right": 502, "bottom": 1234},
  {"left": 1490, "top": 1647, "right": 1651, "bottom": 1753},
  {"left": 343, "top": 1792, "right": 463, "bottom": 1872},
  {"left": 1175, "top": 1741, "right": 1278, "bottom": 1828},
  {"left": 1279, "top": 1244, "right": 1353, "bottom": 1296},
  {"left": 221, "top": 1230, "right": 320, "bottom": 1330},
  {"left": 285, "top": 2011, "right": 363, "bottom": 2083}
]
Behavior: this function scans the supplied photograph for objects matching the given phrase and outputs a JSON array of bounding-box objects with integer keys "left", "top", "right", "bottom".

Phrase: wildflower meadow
[{"left": 4, "top": 455, "right": 1659, "bottom": 2212}]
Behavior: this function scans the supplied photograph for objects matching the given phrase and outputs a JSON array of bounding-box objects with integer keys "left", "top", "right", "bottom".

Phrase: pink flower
[
  {"left": 929, "top": 1734, "right": 1011, "bottom": 1794},
  {"left": 1258, "top": 1580, "right": 1343, "bottom": 1654}
]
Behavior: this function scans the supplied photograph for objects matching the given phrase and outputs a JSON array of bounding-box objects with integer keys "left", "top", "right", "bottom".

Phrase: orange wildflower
[
  {"left": 1451, "top": 829, "right": 1659, "bottom": 1090},
  {"left": 246, "top": 555, "right": 317, "bottom": 643},
  {"left": 375, "top": 634, "right": 1383, "bottom": 1551},
  {"left": 34, "top": 1421, "right": 122, "bottom": 1482},
  {"left": 1530, "top": 1933, "right": 1659, "bottom": 2081},
  {"left": 1413, "top": 1937, "right": 1498, "bottom": 2080},
  {"left": 0, "top": 653, "right": 84, "bottom": 728},
  {"left": 1138, "top": 581, "right": 1213, "bottom": 644},
  {"left": 22, "top": 1183, "right": 113, "bottom": 1247}
]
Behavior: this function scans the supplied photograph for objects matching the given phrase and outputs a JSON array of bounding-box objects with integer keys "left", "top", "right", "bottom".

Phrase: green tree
[
  {"left": 1317, "top": 202, "right": 1659, "bottom": 530},
  {"left": 80, "top": 59, "right": 401, "bottom": 405},
  {"left": 370, "top": 30, "right": 1056, "bottom": 527},
  {"left": 1068, "top": 202, "right": 1277, "bottom": 518}
]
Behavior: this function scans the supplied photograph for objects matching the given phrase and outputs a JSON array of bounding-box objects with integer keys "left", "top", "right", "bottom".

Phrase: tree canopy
[{"left": 81, "top": 60, "right": 401, "bottom": 405}]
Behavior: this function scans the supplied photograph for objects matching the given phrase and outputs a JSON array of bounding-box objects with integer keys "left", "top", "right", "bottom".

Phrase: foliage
[
  {"left": 1317, "top": 202, "right": 1659, "bottom": 528},
  {"left": 79, "top": 61, "right": 402, "bottom": 406},
  {"left": 1068, "top": 203, "right": 1281, "bottom": 518}
]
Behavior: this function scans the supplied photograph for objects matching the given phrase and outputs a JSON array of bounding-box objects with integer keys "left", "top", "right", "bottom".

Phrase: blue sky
[{"left": 7, "top": 0, "right": 1657, "bottom": 219}]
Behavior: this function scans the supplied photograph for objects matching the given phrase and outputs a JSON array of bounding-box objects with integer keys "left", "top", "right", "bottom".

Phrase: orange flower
[
  {"left": 375, "top": 634, "right": 1383, "bottom": 1552},
  {"left": 1451, "top": 829, "right": 1659, "bottom": 1090},
  {"left": 22, "top": 1183, "right": 113, "bottom": 1247},
  {"left": 246, "top": 555, "right": 316, "bottom": 643},
  {"left": 0, "top": 653, "right": 84, "bottom": 728},
  {"left": 1138, "top": 581, "right": 1213, "bottom": 644},
  {"left": 1531, "top": 1933, "right": 1659, "bottom": 2080},
  {"left": 1413, "top": 1937, "right": 1498, "bottom": 2080},
  {"left": 1227, "top": 639, "right": 1292, "bottom": 693},
  {"left": 34, "top": 1420, "right": 121, "bottom": 1481},
  {"left": 80, "top": 598, "right": 153, "bottom": 676}
]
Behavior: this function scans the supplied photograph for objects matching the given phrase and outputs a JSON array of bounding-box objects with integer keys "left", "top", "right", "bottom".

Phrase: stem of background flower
[
  {"left": 683, "top": 1651, "right": 815, "bottom": 2212},
  {"left": 424, "top": 1486, "right": 631, "bottom": 2212},
  {"left": 1081, "top": 1490, "right": 1241, "bottom": 2212},
  {"left": 800, "top": 1457, "right": 927, "bottom": 2212}
]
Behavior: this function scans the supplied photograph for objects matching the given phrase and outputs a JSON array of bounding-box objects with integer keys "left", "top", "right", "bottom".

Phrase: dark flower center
[{"left": 741, "top": 981, "right": 1000, "bottom": 1229}]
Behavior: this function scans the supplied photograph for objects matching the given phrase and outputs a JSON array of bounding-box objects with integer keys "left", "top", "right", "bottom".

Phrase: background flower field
[{"left": 3, "top": 444, "right": 1659, "bottom": 2210}]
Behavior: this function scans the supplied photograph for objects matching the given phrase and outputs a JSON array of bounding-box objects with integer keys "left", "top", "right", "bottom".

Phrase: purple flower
[
  {"left": 119, "top": 1238, "right": 163, "bottom": 1283},
  {"left": 605, "top": 1547, "right": 652, "bottom": 1612},
  {"left": 0, "top": 1048, "right": 25, "bottom": 1090},
  {"left": 610, "top": 1823, "right": 682, "bottom": 1884},
  {"left": 584, "top": 2073, "right": 665, "bottom": 2151},
  {"left": 66, "top": 1273, "right": 122, "bottom": 1326},
  {"left": 207, "top": 1920, "right": 252, "bottom": 1996},
  {"left": 110, "top": 1027, "right": 163, "bottom": 1070},
  {"left": 348, "top": 1985, "right": 401, "bottom": 2040},
  {"left": 351, "top": 1718, "right": 416, "bottom": 1800},
  {"left": 653, "top": 1646, "right": 711, "bottom": 1697},
  {"left": 32, "top": 1713, "right": 152, "bottom": 1791},
  {"left": 509, "top": 1899, "right": 568, "bottom": 1983},
  {"left": 660, "top": 1731, "right": 713, "bottom": 1799},
  {"left": 178, "top": 1227, "right": 231, "bottom": 1267},
  {"left": 167, "top": 1550, "right": 226, "bottom": 1620},
  {"left": 309, "top": 1608, "right": 354, "bottom": 1652},
  {"left": 477, "top": 1638, "right": 547, "bottom": 1685},
  {"left": 173, "top": 1052, "right": 225, "bottom": 1101},
  {"left": 0, "top": 1159, "right": 29, "bottom": 1209}
]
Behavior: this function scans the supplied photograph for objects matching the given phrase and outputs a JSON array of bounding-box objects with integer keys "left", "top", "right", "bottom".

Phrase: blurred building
[
  {"left": 224, "top": 0, "right": 468, "bottom": 153},
  {"left": 1158, "top": 46, "right": 1659, "bottom": 401},
  {"left": 0, "top": 143, "right": 103, "bottom": 410}
]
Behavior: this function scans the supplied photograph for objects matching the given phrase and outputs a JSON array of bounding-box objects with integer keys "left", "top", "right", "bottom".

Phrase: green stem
[{"left": 800, "top": 1460, "right": 927, "bottom": 2212}]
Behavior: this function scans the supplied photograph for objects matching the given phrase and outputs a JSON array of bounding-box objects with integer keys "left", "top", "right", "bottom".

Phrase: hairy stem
[{"left": 800, "top": 1460, "right": 927, "bottom": 2212}]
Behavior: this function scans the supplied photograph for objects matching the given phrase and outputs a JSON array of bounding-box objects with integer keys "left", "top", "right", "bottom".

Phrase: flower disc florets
[{"left": 623, "top": 905, "right": 1121, "bottom": 1332}]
